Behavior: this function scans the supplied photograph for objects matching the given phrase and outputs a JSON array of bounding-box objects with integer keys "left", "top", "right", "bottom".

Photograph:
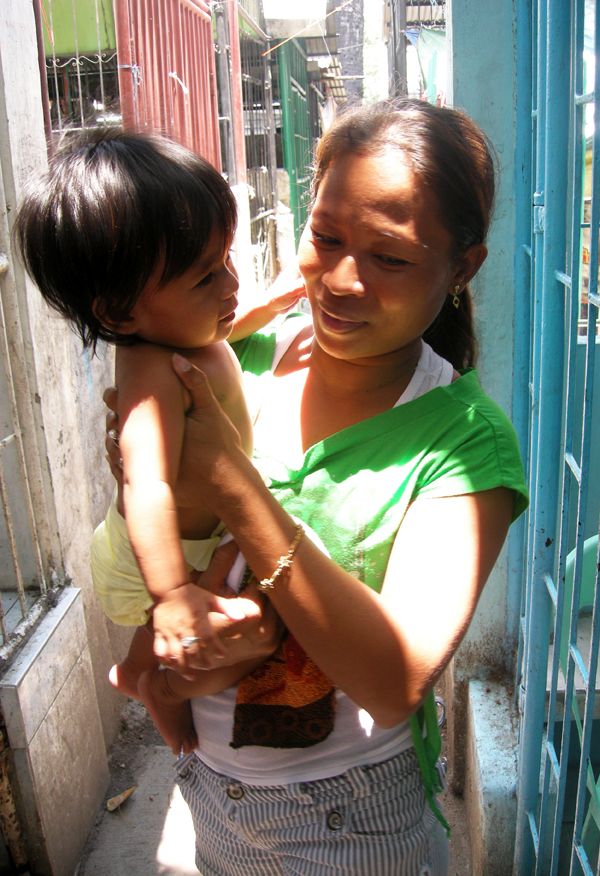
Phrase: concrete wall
[
  {"left": 336, "top": 0, "right": 364, "bottom": 102},
  {"left": 0, "top": 3, "right": 128, "bottom": 871}
]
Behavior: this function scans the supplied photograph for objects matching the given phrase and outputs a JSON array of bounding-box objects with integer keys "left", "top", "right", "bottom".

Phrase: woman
[{"left": 108, "top": 99, "right": 527, "bottom": 874}]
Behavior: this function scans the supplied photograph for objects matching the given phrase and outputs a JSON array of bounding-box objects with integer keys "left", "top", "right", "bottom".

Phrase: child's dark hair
[
  {"left": 313, "top": 99, "right": 496, "bottom": 369},
  {"left": 15, "top": 128, "right": 237, "bottom": 349}
]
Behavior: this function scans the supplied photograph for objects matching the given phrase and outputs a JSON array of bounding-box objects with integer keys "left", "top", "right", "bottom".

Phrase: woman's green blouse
[{"left": 233, "top": 322, "right": 528, "bottom": 596}]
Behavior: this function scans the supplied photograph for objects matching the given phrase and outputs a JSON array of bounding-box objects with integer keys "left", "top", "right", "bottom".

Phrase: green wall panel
[{"left": 41, "top": 0, "right": 116, "bottom": 57}]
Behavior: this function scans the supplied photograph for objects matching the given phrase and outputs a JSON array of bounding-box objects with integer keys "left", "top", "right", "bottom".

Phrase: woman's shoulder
[
  {"left": 446, "top": 370, "right": 517, "bottom": 433},
  {"left": 418, "top": 370, "right": 528, "bottom": 519}
]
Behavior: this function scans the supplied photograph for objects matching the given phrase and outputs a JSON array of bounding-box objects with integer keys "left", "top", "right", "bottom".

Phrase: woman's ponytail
[{"left": 423, "top": 287, "right": 477, "bottom": 370}]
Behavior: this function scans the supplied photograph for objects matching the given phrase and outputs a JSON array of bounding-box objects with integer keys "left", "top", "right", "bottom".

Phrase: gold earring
[{"left": 452, "top": 284, "right": 461, "bottom": 309}]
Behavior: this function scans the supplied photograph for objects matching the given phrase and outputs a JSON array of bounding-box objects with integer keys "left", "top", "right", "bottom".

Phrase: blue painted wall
[{"left": 449, "top": 0, "right": 521, "bottom": 672}]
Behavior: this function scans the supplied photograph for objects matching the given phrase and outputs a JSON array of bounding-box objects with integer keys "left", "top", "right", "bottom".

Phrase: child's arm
[
  {"left": 116, "top": 346, "right": 255, "bottom": 659},
  {"left": 169, "top": 656, "right": 265, "bottom": 697},
  {"left": 228, "top": 266, "right": 306, "bottom": 342}
]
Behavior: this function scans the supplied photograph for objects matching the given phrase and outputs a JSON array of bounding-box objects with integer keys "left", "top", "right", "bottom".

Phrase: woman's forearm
[{"left": 204, "top": 450, "right": 416, "bottom": 726}]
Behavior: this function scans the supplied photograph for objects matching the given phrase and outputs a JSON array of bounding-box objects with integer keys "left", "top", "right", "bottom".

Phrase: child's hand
[
  {"left": 228, "top": 263, "right": 306, "bottom": 342},
  {"left": 152, "top": 583, "right": 262, "bottom": 668},
  {"left": 264, "top": 263, "right": 306, "bottom": 314}
]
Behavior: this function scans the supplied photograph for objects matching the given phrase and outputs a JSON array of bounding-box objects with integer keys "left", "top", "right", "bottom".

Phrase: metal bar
[
  {"left": 277, "top": 42, "right": 297, "bottom": 238},
  {"left": 0, "top": 461, "right": 27, "bottom": 634},
  {"left": 0, "top": 598, "right": 52, "bottom": 670},
  {"left": 93, "top": 0, "right": 106, "bottom": 111},
  {"left": 514, "top": 6, "right": 549, "bottom": 871},
  {"left": 163, "top": 0, "right": 177, "bottom": 136},
  {"left": 574, "top": 840, "right": 596, "bottom": 876},
  {"left": 569, "top": 1, "right": 600, "bottom": 857},
  {"left": 215, "top": 3, "right": 237, "bottom": 181},
  {"left": 543, "top": 572, "right": 558, "bottom": 605},
  {"left": 114, "top": 0, "right": 136, "bottom": 128},
  {"left": 32, "top": 0, "right": 53, "bottom": 148},
  {"left": 565, "top": 451, "right": 582, "bottom": 483},
  {"left": 545, "top": 736, "right": 560, "bottom": 779},
  {"left": 0, "top": 326, "right": 48, "bottom": 605},
  {"left": 249, "top": 208, "right": 276, "bottom": 225},
  {"left": 517, "top": 0, "right": 572, "bottom": 871},
  {"left": 68, "top": 0, "right": 85, "bottom": 128},
  {"left": 555, "top": 269, "right": 572, "bottom": 288},
  {"left": 569, "top": 641, "right": 589, "bottom": 688},
  {"left": 237, "top": 3, "right": 270, "bottom": 41},
  {"left": 539, "top": 4, "right": 580, "bottom": 872},
  {"left": 227, "top": 0, "right": 248, "bottom": 180},
  {"left": 588, "top": 290, "right": 600, "bottom": 308},
  {"left": 528, "top": 808, "right": 540, "bottom": 854},
  {"left": 45, "top": 0, "right": 63, "bottom": 131},
  {"left": 511, "top": 0, "right": 534, "bottom": 698}
]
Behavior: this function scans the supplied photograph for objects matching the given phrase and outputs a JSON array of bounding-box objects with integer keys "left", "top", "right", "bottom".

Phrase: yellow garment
[{"left": 91, "top": 496, "right": 223, "bottom": 626}]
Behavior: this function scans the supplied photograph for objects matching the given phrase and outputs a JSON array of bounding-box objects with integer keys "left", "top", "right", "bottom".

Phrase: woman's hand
[
  {"left": 152, "top": 581, "right": 263, "bottom": 667},
  {"left": 102, "top": 362, "right": 251, "bottom": 515},
  {"left": 170, "top": 355, "right": 256, "bottom": 514},
  {"left": 212, "top": 582, "right": 284, "bottom": 667},
  {"left": 142, "top": 537, "right": 284, "bottom": 676},
  {"left": 103, "top": 386, "right": 125, "bottom": 514},
  {"left": 173, "top": 582, "right": 284, "bottom": 676}
]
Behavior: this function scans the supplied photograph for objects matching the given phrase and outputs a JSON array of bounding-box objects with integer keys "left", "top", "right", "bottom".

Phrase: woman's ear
[
  {"left": 453, "top": 243, "right": 488, "bottom": 288},
  {"left": 91, "top": 298, "right": 138, "bottom": 335}
]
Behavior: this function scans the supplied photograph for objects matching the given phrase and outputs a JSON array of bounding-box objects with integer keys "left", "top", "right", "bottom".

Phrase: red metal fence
[{"left": 115, "top": 0, "right": 221, "bottom": 168}]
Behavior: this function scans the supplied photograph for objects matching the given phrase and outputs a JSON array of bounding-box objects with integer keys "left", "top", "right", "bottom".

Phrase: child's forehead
[{"left": 199, "top": 230, "right": 230, "bottom": 262}]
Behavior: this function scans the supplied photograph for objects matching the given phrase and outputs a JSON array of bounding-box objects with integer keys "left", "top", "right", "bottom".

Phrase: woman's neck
[
  {"left": 269, "top": 329, "right": 424, "bottom": 451},
  {"left": 306, "top": 337, "right": 423, "bottom": 401}
]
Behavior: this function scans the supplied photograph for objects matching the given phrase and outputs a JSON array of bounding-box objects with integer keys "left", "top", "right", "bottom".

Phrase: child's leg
[
  {"left": 109, "top": 625, "right": 156, "bottom": 699},
  {"left": 138, "top": 660, "right": 260, "bottom": 755},
  {"left": 138, "top": 669, "right": 199, "bottom": 755}
]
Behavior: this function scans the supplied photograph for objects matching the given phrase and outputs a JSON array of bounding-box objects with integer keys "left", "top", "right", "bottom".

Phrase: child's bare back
[{"left": 116, "top": 339, "right": 253, "bottom": 540}]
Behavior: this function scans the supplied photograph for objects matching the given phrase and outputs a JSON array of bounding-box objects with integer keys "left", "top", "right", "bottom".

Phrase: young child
[{"left": 15, "top": 129, "right": 304, "bottom": 754}]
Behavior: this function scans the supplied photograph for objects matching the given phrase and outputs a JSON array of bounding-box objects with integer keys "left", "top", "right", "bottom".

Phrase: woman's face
[{"left": 298, "top": 146, "right": 467, "bottom": 363}]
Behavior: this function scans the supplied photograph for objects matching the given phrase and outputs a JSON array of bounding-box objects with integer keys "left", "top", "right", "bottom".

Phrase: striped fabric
[{"left": 175, "top": 748, "right": 448, "bottom": 875}]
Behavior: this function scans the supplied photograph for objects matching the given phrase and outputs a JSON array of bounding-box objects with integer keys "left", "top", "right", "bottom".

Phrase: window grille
[
  {"left": 0, "top": 245, "right": 62, "bottom": 668},
  {"left": 514, "top": 1, "right": 600, "bottom": 873},
  {"left": 239, "top": 27, "right": 278, "bottom": 285},
  {"left": 273, "top": 40, "right": 313, "bottom": 246},
  {"left": 238, "top": 0, "right": 265, "bottom": 32},
  {"left": 38, "top": 0, "right": 120, "bottom": 137}
]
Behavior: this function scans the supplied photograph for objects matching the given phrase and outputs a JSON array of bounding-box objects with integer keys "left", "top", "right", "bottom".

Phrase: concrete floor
[{"left": 77, "top": 702, "right": 472, "bottom": 876}]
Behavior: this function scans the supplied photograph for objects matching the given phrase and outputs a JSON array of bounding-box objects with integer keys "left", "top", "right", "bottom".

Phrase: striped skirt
[{"left": 175, "top": 747, "right": 448, "bottom": 875}]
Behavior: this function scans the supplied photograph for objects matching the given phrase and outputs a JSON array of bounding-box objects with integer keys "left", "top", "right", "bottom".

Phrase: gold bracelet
[{"left": 257, "top": 524, "right": 305, "bottom": 593}]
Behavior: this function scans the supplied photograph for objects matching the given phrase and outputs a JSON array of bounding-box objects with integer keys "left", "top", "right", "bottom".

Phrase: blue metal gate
[{"left": 514, "top": 1, "right": 600, "bottom": 873}]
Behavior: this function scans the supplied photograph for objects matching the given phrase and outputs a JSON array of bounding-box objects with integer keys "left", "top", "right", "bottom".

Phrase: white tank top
[{"left": 190, "top": 337, "right": 453, "bottom": 785}]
